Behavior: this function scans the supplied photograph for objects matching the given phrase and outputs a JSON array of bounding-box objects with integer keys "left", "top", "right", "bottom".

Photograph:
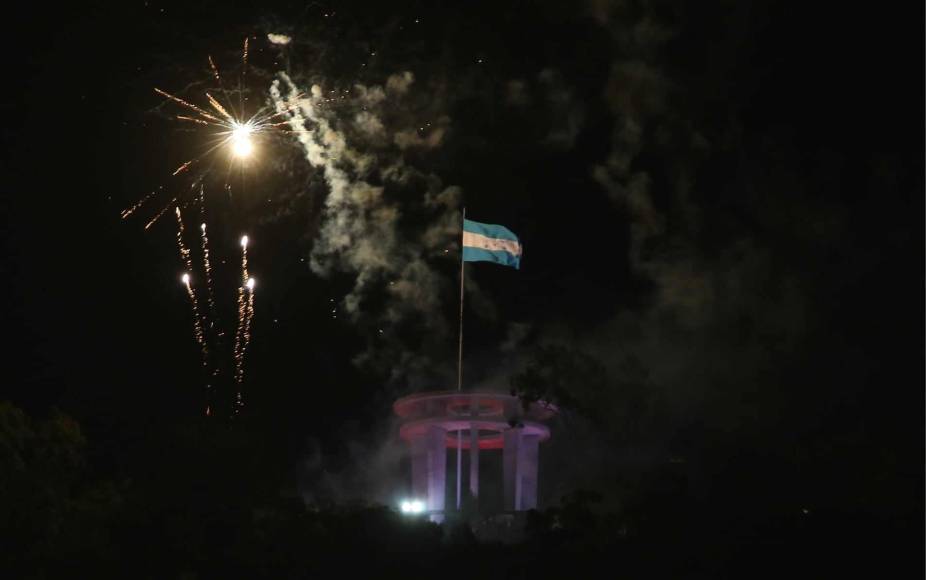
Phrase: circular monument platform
[{"left": 394, "top": 390, "right": 557, "bottom": 519}]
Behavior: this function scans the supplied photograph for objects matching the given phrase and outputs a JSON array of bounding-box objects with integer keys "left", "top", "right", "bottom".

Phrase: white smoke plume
[{"left": 270, "top": 72, "right": 462, "bottom": 383}]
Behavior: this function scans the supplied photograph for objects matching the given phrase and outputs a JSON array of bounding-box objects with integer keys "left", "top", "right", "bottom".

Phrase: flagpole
[
  {"left": 456, "top": 207, "right": 465, "bottom": 510},
  {"left": 458, "top": 206, "right": 466, "bottom": 393}
]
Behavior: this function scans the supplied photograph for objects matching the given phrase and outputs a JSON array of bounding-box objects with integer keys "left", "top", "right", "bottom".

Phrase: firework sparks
[
  {"left": 144, "top": 197, "right": 177, "bottom": 230},
  {"left": 177, "top": 208, "right": 210, "bottom": 370},
  {"left": 123, "top": 81, "right": 299, "bottom": 228},
  {"left": 121, "top": 190, "right": 158, "bottom": 219},
  {"left": 208, "top": 55, "right": 221, "bottom": 81},
  {"left": 124, "top": 44, "right": 277, "bottom": 416},
  {"left": 154, "top": 87, "right": 223, "bottom": 123},
  {"left": 232, "top": 282, "right": 245, "bottom": 380},
  {"left": 241, "top": 278, "right": 257, "bottom": 366},
  {"left": 234, "top": 277, "right": 257, "bottom": 414},
  {"left": 233, "top": 235, "right": 249, "bottom": 360},
  {"left": 182, "top": 273, "right": 209, "bottom": 367},
  {"left": 233, "top": 237, "right": 255, "bottom": 412},
  {"left": 176, "top": 114, "right": 209, "bottom": 126},
  {"left": 242, "top": 277, "right": 256, "bottom": 362},
  {"left": 240, "top": 234, "right": 249, "bottom": 281},
  {"left": 172, "top": 160, "right": 194, "bottom": 176},
  {"left": 206, "top": 92, "right": 234, "bottom": 122},
  {"left": 199, "top": 222, "right": 216, "bottom": 312},
  {"left": 174, "top": 207, "right": 194, "bottom": 274},
  {"left": 121, "top": 38, "right": 314, "bottom": 231}
]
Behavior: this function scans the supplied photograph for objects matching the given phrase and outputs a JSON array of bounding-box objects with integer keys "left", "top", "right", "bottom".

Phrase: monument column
[
  {"left": 518, "top": 434, "right": 540, "bottom": 510},
  {"left": 503, "top": 428, "right": 540, "bottom": 511},
  {"left": 469, "top": 399, "right": 480, "bottom": 505},
  {"left": 502, "top": 428, "right": 521, "bottom": 511}
]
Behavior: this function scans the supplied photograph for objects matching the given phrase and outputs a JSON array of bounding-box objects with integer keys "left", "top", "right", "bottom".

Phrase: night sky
[{"left": 1, "top": 0, "right": 922, "bottom": 569}]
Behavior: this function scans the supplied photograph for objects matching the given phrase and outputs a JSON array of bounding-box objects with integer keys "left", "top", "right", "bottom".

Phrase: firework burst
[
  {"left": 123, "top": 41, "right": 287, "bottom": 418},
  {"left": 122, "top": 39, "right": 305, "bottom": 231}
]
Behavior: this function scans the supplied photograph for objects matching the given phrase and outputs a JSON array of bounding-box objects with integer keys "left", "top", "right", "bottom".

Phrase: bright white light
[
  {"left": 400, "top": 499, "right": 425, "bottom": 514},
  {"left": 232, "top": 136, "right": 253, "bottom": 157},
  {"left": 231, "top": 124, "right": 254, "bottom": 157},
  {"left": 200, "top": 223, "right": 206, "bottom": 231},
  {"left": 246, "top": 277, "right": 256, "bottom": 290},
  {"left": 240, "top": 235, "right": 249, "bottom": 248},
  {"left": 267, "top": 33, "right": 292, "bottom": 45},
  {"left": 181, "top": 273, "right": 190, "bottom": 285}
]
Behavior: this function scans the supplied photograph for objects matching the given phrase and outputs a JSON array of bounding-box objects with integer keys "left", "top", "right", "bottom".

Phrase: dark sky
[{"left": 1, "top": 1, "right": 922, "bottom": 519}]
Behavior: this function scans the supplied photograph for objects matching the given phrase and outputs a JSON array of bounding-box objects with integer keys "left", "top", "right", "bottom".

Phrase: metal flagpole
[
  {"left": 456, "top": 207, "right": 465, "bottom": 510},
  {"left": 458, "top": 206, "right": 466, "bottom": 392}
]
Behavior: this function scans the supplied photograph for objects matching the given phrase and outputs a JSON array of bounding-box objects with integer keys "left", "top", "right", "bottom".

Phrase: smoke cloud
[{"left": 270, "top": 71, "right": 464, "bottom": 384}]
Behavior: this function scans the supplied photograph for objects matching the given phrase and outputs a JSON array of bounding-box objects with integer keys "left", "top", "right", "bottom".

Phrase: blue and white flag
[{"left": 462, "top": 219, "right": 522, "bottom": 269}]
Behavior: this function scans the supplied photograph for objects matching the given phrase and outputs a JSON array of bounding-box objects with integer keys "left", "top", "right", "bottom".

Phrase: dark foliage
[{"left": 1, "top": 403, "right": 917, "bottom": 579}]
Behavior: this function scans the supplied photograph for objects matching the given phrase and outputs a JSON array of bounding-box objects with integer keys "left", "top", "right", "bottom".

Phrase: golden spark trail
[
  {"left": 174, "top": 207, "right": 195, "bottom": 274},
  {"left": 232, "top": 236, "right": 250, "bottom": 392},
  {"left": 232, "top": 284, "right": 245, "bottom": 385},
  {"left": 145, "top": 197, "right": 177, "bottom": 230},
  {"left": 196, "top": 193, "right": 219, "bottom": 391},
  {"left": 240, "top": 235, "right": 249, "bottom": 283},
  {"left": 243, "top": 279, "right": 255, "bottom": 352},
  {"left": 122, "top": 190, "right": 158, "bottom": 219},
  {"left": 182, "top": 274, "right": 209, "bottom": 367},
  {"left": 178, "top": 209, "right": 209, "bottom": 368},
  {"left": 208, "top": 55, "right": 221, "bottom": 81},
  {"left": 198, "top": 189, "right": 216, "bottom": 316},
  {"left": 207, "top": 54, "right": 239, "bottom": 126},
  {"left": 255, "top": 98, "right": 306, "bottom": 123},
  {"left": 238, "top": 37, "right": 249, "bottom": 130},
  {"left": 237, "top": 278, "right": 256, "bottom": 386},
  {"left": 200, "top": 223, "right": 216, "bottom": 311},
  {"left": 234, "top": 279, "right": 256, "bottom": 415},
  {"left": 172, "top": 160, "right": 194, "bottom": 176},
  {"left": 176, "top": 115, "right": 210, "bottom": 125},
  {"left": 206, "top": 92, "right": 234, "bottom": 121},
  {"left": 154, "top": 88, "right": 223, "bottom": 123}
]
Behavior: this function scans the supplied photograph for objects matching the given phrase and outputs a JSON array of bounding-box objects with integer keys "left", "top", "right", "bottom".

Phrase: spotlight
[{"left": 399, "top": 499, "right": 425, "bottom": 515}]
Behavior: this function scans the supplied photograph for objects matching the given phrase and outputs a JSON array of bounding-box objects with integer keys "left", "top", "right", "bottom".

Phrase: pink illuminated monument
[
  {"left": 395, "top": 214, "right": 554, "bottom": 520},
  {"left": 394, "top": 391, "right": 557, "bottom": 519}
]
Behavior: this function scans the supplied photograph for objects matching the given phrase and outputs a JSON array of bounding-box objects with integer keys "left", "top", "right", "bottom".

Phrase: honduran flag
[{"left": 462, "top": 218, "right": 522, "bottom": 269}]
